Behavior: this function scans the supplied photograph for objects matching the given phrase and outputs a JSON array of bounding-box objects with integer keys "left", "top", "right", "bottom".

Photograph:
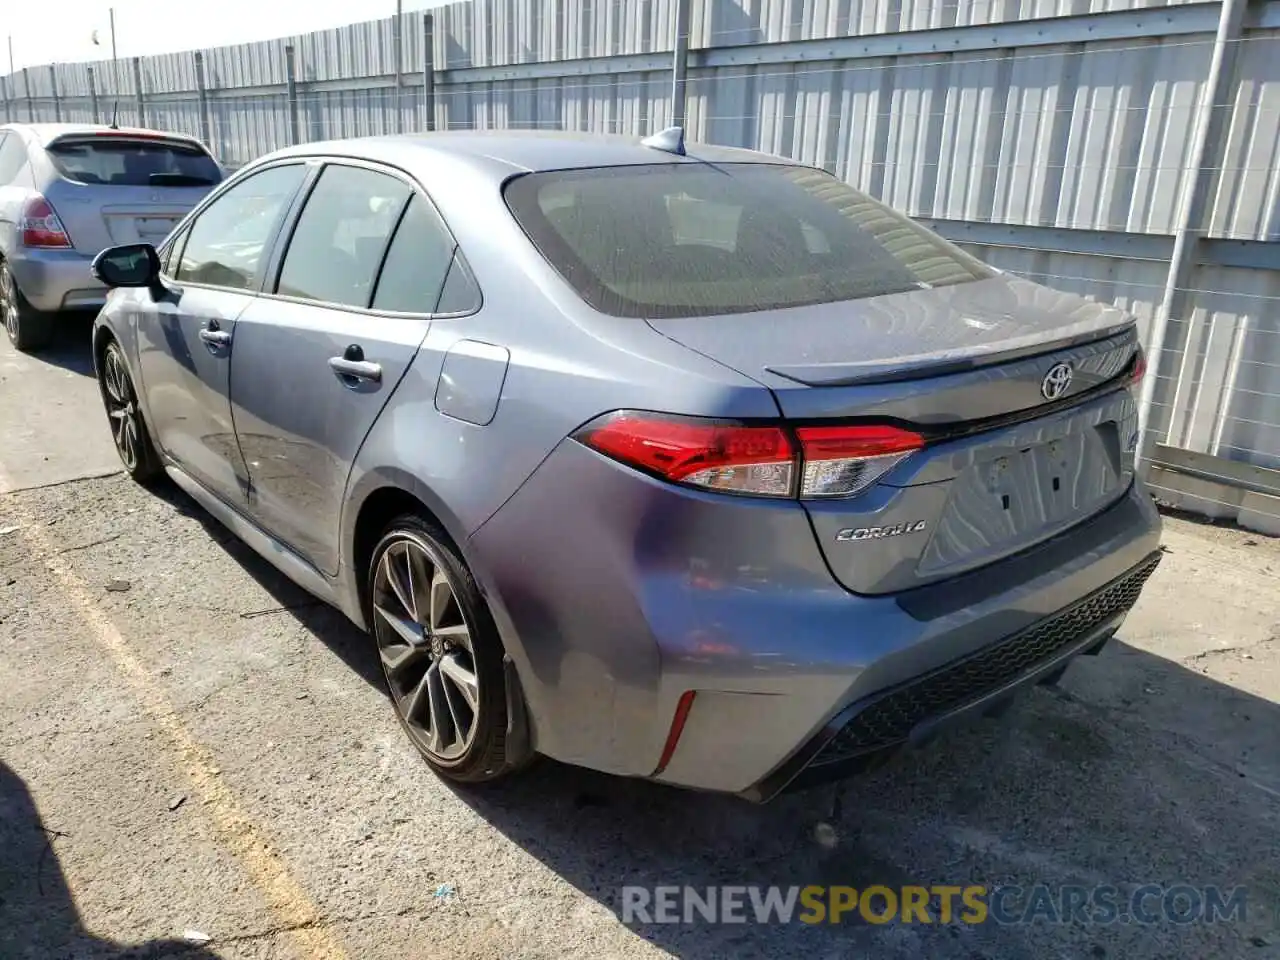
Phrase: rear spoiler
[{"left": 42, "top": 128, "right": 211, "bottom": 155}]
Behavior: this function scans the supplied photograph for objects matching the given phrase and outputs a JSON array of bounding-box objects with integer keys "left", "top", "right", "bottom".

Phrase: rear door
[
  {"left": 135, "top": 162, "right": 308, "bottom": 502},
  {"left": 39, "top": 133, "right": 222, "bottom": 254},
  {"left": 230, "top": 161, "right": 458, "bottom": 574}
]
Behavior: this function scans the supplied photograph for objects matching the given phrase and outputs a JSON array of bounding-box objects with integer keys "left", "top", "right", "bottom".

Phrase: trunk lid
[
  {"left": 40, "top": 133, "right": 220, "bottom": 254},
  {"left": 648, "top": 276, "right": 1143, "bottom": 595},
  {"left": 646, "top": 276, "right": 1133, "bottom": 406},
  {"left": 46, "top": 183, "right": 204, "bottom": 253}
]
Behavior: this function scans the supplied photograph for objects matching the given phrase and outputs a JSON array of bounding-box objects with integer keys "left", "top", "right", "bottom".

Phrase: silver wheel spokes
[
  {"left": 372, "top": 538, "right": 479, "bottom": 761},
  {"left": 1, "top": 271, "right": 16, "bottom": 338},
  {"left": 102, "top": 348, "right": 139, "bottom": 470}
]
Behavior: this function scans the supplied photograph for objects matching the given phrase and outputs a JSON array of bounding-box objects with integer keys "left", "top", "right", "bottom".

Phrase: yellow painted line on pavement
[{"left": 0, "top": 467, "right": 349, "bottom": 960}]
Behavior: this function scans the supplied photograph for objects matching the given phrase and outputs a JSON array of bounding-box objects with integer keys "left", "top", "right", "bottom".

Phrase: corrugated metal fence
[{"left": 3, "top": 0, "right": 1279, "bottom": 527}]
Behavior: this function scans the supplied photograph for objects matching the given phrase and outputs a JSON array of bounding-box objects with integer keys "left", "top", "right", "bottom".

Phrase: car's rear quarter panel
[{"left": 470, "top": 438, "right": 1163, "bottom": 791}]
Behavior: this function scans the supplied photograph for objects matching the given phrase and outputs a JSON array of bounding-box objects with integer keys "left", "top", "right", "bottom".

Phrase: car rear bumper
[
  {"left": 741, "top": 547, "right": 1161, "bottom": 801},
  {"left": 7, "top": 248, "right": 107, "bottom": 313},
  {"left": 467, "top": 438, "right": 1163, "bottom": 798}
]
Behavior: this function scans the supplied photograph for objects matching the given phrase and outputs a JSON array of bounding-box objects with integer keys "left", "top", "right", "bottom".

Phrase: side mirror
[{"left": 92, "top": 243, "right": 161, "bottom": 288}]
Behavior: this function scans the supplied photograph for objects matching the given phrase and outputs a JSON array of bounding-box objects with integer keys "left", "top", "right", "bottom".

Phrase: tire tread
[{"left": 3, "top": 265, "right": 54, "bottom": 353}]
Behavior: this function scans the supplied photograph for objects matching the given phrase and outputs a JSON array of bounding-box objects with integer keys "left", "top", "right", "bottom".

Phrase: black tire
[
  {"left": 98, "top": 339, "right": 164, "bottom": 483},
  {"left": 367, "top": 513, "right": 515, "bottom": 784},
  {"left": 1, "top": 262, "right": 53, "bottom": 353}
]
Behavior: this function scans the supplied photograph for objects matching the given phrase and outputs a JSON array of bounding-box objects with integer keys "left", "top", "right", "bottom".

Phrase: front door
[
  {"left": 230, "top": 163, "right": 459, "bottom": 574},
  {"left": 135, "top": 285, "right": 253, "bottom": 497},
  {"left": 135, "top": 163, "right": 308, "bottom": 502}
]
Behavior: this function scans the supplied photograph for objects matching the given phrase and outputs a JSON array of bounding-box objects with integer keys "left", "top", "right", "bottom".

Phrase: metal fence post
[
  {"left": 1136, "top": 0, "right": 1247, "bottom": 469},
  {"left": 49, "top": 65, "right": 61, "bottom": 122},
  {"left": 132, "top": 56, "right": 146, "bottom": 127},
  {"left": 194, "top": 51, "right": 213, "bottom": 147},
  {"left": 285, "top": 44, "right": 301, "bottom": 145},
  {"left": 87, "top": 66, "right": 100, "bottom": 124},
  {"left": 422, "top": 13, "right": 436, "bottom": 132},
  {"left": 392, "top": 0, "right": 404, "bottom": 133},
  {"left": 670, "top": 0, "right": 692, "bottom": 129},
  {"left": 22, "top": 68, "right": 33, "bottom": 121}
]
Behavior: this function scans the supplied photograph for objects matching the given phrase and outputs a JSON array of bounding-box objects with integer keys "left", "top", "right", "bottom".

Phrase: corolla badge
[
  {"left": 1040, "top": 362, "right": 1074, "bottom": 401},
  {"left": 836, "top": 521, "right": 927, "bottom": 542}
]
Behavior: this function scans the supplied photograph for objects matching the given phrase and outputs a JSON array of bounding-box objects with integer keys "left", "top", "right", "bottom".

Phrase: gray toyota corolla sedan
[{"left": 89, "top": 128, "right": 1162, "bottom": 801}]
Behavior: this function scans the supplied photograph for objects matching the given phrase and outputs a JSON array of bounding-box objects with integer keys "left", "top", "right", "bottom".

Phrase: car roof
[
  {"left": 1, "top": 122, "right": 206, "bottom": 149},
  {"left": 260, "top": 129, "right": 804, "bottom": 183}
]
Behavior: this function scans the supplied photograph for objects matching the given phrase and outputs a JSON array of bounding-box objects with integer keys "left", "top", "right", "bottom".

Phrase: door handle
[
  {"left": 328, "top": 355, "right": 382, "bottom": 383},
  {"left": 198, "top": 322, "right": 231, "bottom": 348}
]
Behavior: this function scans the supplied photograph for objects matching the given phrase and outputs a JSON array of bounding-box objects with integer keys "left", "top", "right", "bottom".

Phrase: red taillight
[
  {"left": 576, "top": 412, "right": 797, "bottom": 497},
  {"left": 20, "top": 196, "right": 71, "bottom": 248},
  {"left": 576, "top": 412, "right": 924, "bottom": 499},
  {"left": 795, "top": 424, "right": 925, "bottom": 498},
  {"left": 1128, "top": 347, "right": 1147, "bottom": 385}
]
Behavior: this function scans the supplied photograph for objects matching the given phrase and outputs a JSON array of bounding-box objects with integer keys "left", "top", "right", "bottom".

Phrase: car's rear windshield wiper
[{"left": 148, "top": 173, "right": 218, "bottom": 186}]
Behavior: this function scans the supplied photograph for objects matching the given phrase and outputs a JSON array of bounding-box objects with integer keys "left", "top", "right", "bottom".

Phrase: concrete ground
[{"left": 1, "top": 321, "right": 1277, "bottom": 960}]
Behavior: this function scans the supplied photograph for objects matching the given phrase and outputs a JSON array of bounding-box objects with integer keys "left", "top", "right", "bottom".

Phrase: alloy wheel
[
  {"left": 372, "top": 536, "right": 481, "bottom": 762},
  {"left": 1, "top": 268, "right": 18, "bottom": 342},
  {"left": 101, "top": 345, "right": 142, "bottom": 471}
]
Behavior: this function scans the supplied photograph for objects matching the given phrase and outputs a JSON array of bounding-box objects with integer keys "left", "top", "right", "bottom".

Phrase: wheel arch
[
  {"left": 91, "top": 317, "right": 115, "bottom": 377},
  {"left": 342, "top": 469, "right": 538, "bottom": 764},
  {"left": 343, "top": 467, "right": 476, "bottom": 630},
  {"left": 91, "top": 308, "right": 151, "bottom": 418}
]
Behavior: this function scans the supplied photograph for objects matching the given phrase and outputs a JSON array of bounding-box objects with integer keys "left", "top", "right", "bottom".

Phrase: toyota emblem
[{"left": 1040, "top": 362, "right": 1073, "bottom": 401}]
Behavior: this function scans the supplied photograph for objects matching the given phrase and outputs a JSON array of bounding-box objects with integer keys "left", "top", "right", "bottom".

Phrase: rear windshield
[
  {"left": 503, "top": 163, "right": 993, "bottom": 319},
  {"left": 47, "top": 138, "right": 221, "bottom": 187}
]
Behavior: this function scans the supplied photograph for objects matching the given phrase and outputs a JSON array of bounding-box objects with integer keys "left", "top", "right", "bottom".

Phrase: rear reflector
[
  {"left": 576, "top": 412, "right": 796, "bottom": 497},
  {"left": 654, "top": 690, "right": 697, "bottom": 775},
  {"left": 576, "top": 412, "right": 924, "bottom": 499},
  {"left": 795, "top": 424, "right": 925, "bottom": 498},
  {"left": 20, "top": 196, "right": 71, "bottom": 249}
]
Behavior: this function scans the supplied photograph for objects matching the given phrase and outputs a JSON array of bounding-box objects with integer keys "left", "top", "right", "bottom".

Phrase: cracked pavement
[{"left": 1, "top": 326, "right": 1278, "bottom": 959}]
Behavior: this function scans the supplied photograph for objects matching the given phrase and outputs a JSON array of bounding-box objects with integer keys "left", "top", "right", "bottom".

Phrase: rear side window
[
  {"left": 46, "top": 137, "right": 221, "bottom": 187},
  {"left": 435, "top": 254, "right": 482, "bottom": 314},
  {"left": 503, "top": 163, "right": 993, "bottom": 319},
  {"left": 276, "top": 164, "right": 411, "bottom": 309},
  {"left": 371, "top": 195, "right": 456, "bottom": 313}
]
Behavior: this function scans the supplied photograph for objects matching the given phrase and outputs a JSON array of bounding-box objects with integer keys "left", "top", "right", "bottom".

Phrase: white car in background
[{"left": 0, "top": 122, "right": 222, "bottom": 351}]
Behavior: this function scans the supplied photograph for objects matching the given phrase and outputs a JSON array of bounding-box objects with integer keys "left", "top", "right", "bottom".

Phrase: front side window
[
  {"left": 503, "top": 163, "right": 993, "bottom": 319},
  {"left": 160, "top": 225, "right": 188, "bottom": 275},
  {"left": 276, "top": 165, "right": 411, "bottom": 309},
  {"left": 175, "top": 164, "right": 307, "bottom": 291}
]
